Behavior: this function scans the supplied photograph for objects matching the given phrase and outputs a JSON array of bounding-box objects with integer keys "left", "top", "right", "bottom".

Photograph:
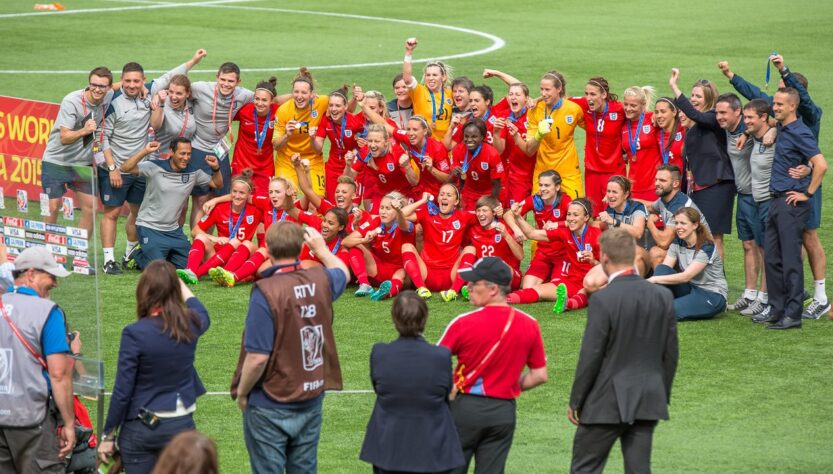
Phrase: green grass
[{"left": 2, "top": 0, "right": 833, "bottom": 472}]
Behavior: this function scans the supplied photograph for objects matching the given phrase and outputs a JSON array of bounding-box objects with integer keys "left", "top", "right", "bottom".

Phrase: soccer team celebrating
[{"left": 42, "top": 40, "right": 829, "bottom": 324}]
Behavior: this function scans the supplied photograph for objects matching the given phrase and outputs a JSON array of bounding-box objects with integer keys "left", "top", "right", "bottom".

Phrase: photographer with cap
[
  {"left": 438, "top": 256, "right": 548, "bottom": 474},
  {"left": 0, "top": 247, "right": 75, "bottom": 472}
]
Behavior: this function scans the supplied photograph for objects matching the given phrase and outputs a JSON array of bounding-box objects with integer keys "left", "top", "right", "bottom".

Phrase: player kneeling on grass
[
  {"left": 399, "top": 185, "right": 476, "bottom": 300},
  {"left": 505, "top": 198, "right": 600, "bottom": 313},
  {"left": 343, "top": 192, "right": 414, "bottom": 300},
  {"left": 208, "top": 177, "right": 300, "bottom": 287},
  {"left": 444, "top": 196, "right": 524, "bottom": 302},
  {"left": 177, "top": 171, "right": 262, "bottom": 284}
]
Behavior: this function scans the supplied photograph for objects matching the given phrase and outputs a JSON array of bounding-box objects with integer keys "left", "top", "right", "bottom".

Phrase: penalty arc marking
[{"left": 0, "top": 0, "right": 506, "bottom": 75}]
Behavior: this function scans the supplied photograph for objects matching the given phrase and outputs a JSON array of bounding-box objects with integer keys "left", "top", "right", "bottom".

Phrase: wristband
[
  {"left": 211, "top": 167, "right": 220, "bottom": 173},
  {"left": 404, "top": 55, "right": 412, "bottom": 63}
]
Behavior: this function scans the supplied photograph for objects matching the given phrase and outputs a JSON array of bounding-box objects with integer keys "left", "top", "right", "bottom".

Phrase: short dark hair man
[
  {"left": 232, "top": 223, "right": 349, "bottom": 474},
  {"left": 438, "top": 256, "right": 548, "bottom": 473},
  {"left": 568, "top": 228, "right": 679, "bottom": 474},
  {"left": 0, "top": 247, "right": 76, "bottom": 472}
]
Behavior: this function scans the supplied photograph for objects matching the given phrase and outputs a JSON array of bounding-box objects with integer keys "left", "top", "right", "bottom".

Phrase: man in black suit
[{"left": 568, "top": 228, "right": 679, "bottom": 474}]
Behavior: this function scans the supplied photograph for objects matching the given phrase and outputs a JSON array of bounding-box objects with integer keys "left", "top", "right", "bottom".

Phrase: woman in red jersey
[
  {"left": 391, "top": 115, "right": 451, "bottom": 197},
  {"left": 399, "top": 184, "right": 476, "bottom": 299},
  {"left": 345, "top": 124, "right": 419, "bottom": 212},
  {"left": 484, "top": 69, "right": 535, "bottom": 205},
  {"left": 313, "top": 88, "right": 365, "bottom": 202},
  {"left": 177, "top": 172, "right": 262, "bottom": 284},
  {"left": 505, "top": 170, "right": 571, "bottom": 288},
  {"left": 343, "top": 191, "right": 414, "bottom": 300},
  {"left": 506, "top": 198, "right": 600, "bottom": 313},
  {"left": 231, "top": 78, "right": 280, "bottom": 197},
  {"left": 653, "top": 97, "right": 687, "bottom": 183},
  {"left": 207, "top": 176, "right": 300, "bottom": 287},
  {"left": 298, "top": 207, "right": 350, "bottom": 270},
  {"left": 621, "top": 85, "right": 662, "bottom": 201},
  {"left": 450, "top": 119, "right": 504, "bottom": 211},
  {"left": 568, "top": 77, "right": 626, "bottom": 207},
  {"left": 440, "top": 195, "right": 524, "bottom": 302}
]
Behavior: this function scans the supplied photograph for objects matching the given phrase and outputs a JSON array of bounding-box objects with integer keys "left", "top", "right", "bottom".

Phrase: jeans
[
  {"left": 118, "top": 414, "right": 195, "bottom": 474},
  {"left": 243, "top": 403, "right": 323, "bottom": 474},
  {"left": 653, "top": 265, "right": 726, "bottom": 321}
]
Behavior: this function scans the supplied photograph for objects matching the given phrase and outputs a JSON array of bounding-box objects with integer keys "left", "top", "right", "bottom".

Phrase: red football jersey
[
  {"left": 545, "top": 224, "right": 601, "bottom": 281},
  {"left": 352, "top": 143, "right": 415, "bottom": 198},
  {"left": 356, "top": 216, "right": 416, "bottom": 266},
  {"left": 316, "top": 112, "right": 365, "bottom": 174},
  {"left": 232, "top": 103, "right": 279, "bottom": 192},
  {"left": 568, "top": 97, "right": 626, "bottom": 173},
  {"left": 299, "top": 234, "right": 347, "bottom": 263},
  {"left": 415, "top": 207, "right": 475, "bottom": 268},
  {"left": 451, "top": 142, "right": 505, "bottom": 198},
  {"left": 657, "top": 125, "right": 686, "bottom": 173},
  {"left": 622, "top": 112, "right": 662, "bottom": 195},
  {"left": 466, "top": 221, "right": 521, "bottom": 270},
  {"left": 198, "top": 202, "right": 262, "bottom": 241},
  {"left": 393, "top": 131, "right": 451, "bottom": 196},
  {"left": 499, "top": 106, "right": 534, "bottom": 200},
  {"left": 519, "top": 192, "right": 572, "bottom": 257}
]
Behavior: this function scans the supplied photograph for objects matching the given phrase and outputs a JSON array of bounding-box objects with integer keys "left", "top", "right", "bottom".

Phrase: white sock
[
  {"left": 814, "top": 280, "right": 827, "bottom": 304},
  {"left": 743, "top": 289, "right": 757, "bottom": 300},
  {"left": 757, "top": 292, "right": 768, "bottom": 304},
  {"left": 103, "top": 247, "right": 115, "bottom": 263},
  {"left": 124, "top": 240, "right": 138, "bottom": 257}
]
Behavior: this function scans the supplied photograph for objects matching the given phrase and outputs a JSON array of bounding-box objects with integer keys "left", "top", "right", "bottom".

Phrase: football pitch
[{"left": 2, "top": 0, "right": 833, "bottom": 472}]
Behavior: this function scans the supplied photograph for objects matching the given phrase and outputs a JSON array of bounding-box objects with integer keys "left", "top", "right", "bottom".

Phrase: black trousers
[
  {"left": 571, "top": 420, "right": 658, "bottom": 474},
  {"left": 764, "top": 197, "right": 809, "bottom": 320},
  {"left": 449, "top": 395, "right": 516, "bottom": 474}
]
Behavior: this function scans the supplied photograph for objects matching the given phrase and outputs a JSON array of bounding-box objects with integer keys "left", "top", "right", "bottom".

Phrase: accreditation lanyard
[
  {"left": 271, "top": 208, "right": 288, "bottom": 224},
  {"left": 591, "top": 101, "right": 609, "bottom": 153},
  {"left": 212, "top": 85, "right": 236, "bottom": 142},
  {"left": 228, "top": 205, "right": 247, "bottom": 238},
  {"left": 571, "top": 224, "right": 590, "bottom": 253},
  {"left": 333, "top": 115, "right": 347, "bottom": 152},
  {"left": 80, "top": 92, "right": 105, "bottom": 150},
  {"left": 507, "top": 107, "right": 527, "bottom": 123},
  {"left": 626, "top": 113, "right": 645, "bottom": 158},
  {"left": 253, "top": 106, "right": 272, "bottom": 154},
  {"left": 765, "top": 51, "right": 777, "bottom": 91},
  {"left": 430, "top": 87, "right": 445, "bottom": 123},
  {"left": 544, "top": 98, "right": 563, "bottom": 120},
  {"left": 461, "top": 144, "right": 482, "bottom": 174},
  {"left": 177, "top": 106, "right": 190, "bottom": 138},
  {"left": 410, "top": 139, "right": 428, "bottom": 163},
  {"left": 659, "top": 129, "right": 671, "bottom": 164}
]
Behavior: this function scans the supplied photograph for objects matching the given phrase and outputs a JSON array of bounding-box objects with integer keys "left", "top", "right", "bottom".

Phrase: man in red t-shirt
[{"left": 437, "top": 257, "right": 548, "bottom": 474}]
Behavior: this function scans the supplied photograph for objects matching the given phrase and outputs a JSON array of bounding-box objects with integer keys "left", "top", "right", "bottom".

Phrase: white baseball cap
[{"left": 14, "top": 247, "right": 71, "bottom": 278}]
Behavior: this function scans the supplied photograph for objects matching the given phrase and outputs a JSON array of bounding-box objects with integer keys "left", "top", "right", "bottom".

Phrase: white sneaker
[
  {"left": 729, "top": 296, "right": 754, "bottom": 311},
  {"left": 740, "top": 300, "right": 765, "bottom": 316},
  {"left": 802, "top": 299, "right": 831, "bottom": 320}
]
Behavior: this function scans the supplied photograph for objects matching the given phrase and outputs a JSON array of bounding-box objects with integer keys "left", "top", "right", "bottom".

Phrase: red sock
[
  {"left": 567, "top": 293, "right": 589, "bottom": 310},
  {"left": 186, "top": 239, "right": 206, "bottom": 272},
  {"left": 453, "top": 253, "right": 476, "bottom": 292},
  {"left": 196, "top": 243, "right": 236, "bottom": 277},
  {"left": 389, "top": 278, "right": 403, "bottom": 298},
  {"left": 224, "top": 245, "right": 251, "bottom": 273},
  {"left": 234, "top": 251, "right": 267, "bottom": 281},
  {"left": 348, "top": 248, "right": 370, "bottom": 286},
  {"left": 402, "top": 251, "right": 426, "bottom": 288},
  {"left": 507, "top": 288, "right": 540, "bottom": 304}
]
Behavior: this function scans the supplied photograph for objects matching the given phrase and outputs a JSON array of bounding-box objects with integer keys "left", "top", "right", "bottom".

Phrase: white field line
[
  {"left": 0, "top": 1, "right": 505, "bottom": 75},
  {"left": 0, "top": 0, "right": 248, "bottom": 19}
]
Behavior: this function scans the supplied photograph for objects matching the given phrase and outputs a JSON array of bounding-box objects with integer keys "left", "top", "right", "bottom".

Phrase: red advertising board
[{"left": 0, "top": 95, "right": 60, "bottom": 198}]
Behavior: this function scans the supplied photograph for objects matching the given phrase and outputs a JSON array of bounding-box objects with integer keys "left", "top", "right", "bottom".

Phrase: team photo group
[{"left": 11, "top": 32, "right": 828, "bottom": 473}]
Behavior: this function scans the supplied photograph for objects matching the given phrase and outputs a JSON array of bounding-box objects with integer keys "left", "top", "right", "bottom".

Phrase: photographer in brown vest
[{"left": 231, "top": 223, "right": 349, "bottom": 474}]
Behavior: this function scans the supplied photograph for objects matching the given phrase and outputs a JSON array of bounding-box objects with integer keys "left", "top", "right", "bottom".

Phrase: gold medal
[{"left": 92, "top": 144, "right": 100, "bottom": 153}]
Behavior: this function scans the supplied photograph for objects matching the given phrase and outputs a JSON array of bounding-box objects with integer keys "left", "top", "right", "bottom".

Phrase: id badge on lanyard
[{"left": 212, "top": 133, "right": 233, "bottom": 161}]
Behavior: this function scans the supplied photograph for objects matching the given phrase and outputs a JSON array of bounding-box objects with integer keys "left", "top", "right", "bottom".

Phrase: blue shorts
[
  {"left": 190, "top": 148, "right": 230, "bottom": 196},
  {"left": 98, "top": 169, "right": 145, "bottom": 207},
  {"left": 736, "top": 193, "right": 764, "bottom": 246},
  {"left": 41, "top": 162, "right": 94, "bottom": 198},
  {"left": 135, "top": 225, "right": 191, "bottom": 269},
  {"left": 805, "top": 186, "right": 821, "bottom": 230},
  {"left": 755, "top": 199, "right": 770, "bottom": 243}
]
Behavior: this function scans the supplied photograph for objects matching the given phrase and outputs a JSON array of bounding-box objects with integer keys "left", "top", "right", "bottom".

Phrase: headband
[
  {"left": 587, "top": 79, "right": 606, "bottom": 91},
  {"left": 255, "top": 87, "right": 275, "bottom": 97},
  {"left": 656, "top": 97, "right": 678, "bottom": 112},
  {"left": 572, "top": 199, "right": 591, "bottom": 216}
]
